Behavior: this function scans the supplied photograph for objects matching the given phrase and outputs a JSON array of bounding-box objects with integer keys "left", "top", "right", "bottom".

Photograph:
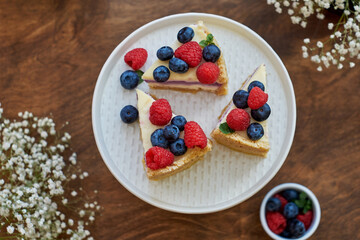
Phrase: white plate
[{"left": 92, "top": 13, "right": 296, "bottom": 214}]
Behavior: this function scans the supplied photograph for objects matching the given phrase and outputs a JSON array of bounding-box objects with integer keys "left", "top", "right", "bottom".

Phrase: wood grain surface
[{"left": 1, "top": 0, "right": 359, "bottom": 239}]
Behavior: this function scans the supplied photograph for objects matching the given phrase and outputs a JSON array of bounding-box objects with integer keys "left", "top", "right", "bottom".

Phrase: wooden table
[{"left": 1, "top": 1, "right": 359, "bottom": 239}]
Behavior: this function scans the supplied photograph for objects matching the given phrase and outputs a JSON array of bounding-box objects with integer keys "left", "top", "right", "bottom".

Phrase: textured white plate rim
[{"left": 92, "top": 12, "right": 296, "bottom": 214}]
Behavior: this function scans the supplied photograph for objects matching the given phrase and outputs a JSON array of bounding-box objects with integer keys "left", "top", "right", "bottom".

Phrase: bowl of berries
[{"left": 260, "top": 183, "right": 321, "bottom": 239}]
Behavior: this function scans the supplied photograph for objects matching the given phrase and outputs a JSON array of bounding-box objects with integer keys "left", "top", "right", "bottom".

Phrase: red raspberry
[
  {"left": 297, "top": 210, "right": 313, "bottom": 230},
  {"left": 184, "top": 121, "right": 207, "bottom": 149},
  {"left": 196, "top": 62, "right": 220, "bottom": 84},
  {"left": 247, "top": 87, "right": 268, "bottom": 110},
  {"left": 174, "top": 41, "right": 202, "bottom": 67},
  {"left": 226, "top": 109, "right": 250, "bottom": 131},
  {"left": 149, "top": 99, "right": 172, "bottom": 126},
  {"left": 266, "top": 212, "right": 287, "bottom": 234},
  {"left": 124, "top": 48, "right": 148, "bottom": 70},
  {"left": 145, "top": 146, "right": 174, "bottom": 170},
  {"left": 274, "top": 194, "right": 288, "bottom": 211}
]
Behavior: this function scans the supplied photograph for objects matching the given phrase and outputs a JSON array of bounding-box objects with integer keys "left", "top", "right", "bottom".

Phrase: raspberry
[
  {"left": 196, "top": 62, "right": 220, "bottom": 84},
  {"left": 274, "top": 194, "right": 288, "bottom": 211},
  {"left": 247, "top": 87, "right": 268, "bottom": 110},
  {"left": 149, "top": 99, "right": 172, "bottom": 126},
  {"left": 297, "top": 210, "right": 313, "bottom": 230},
  {"left": 145, "top": 146, "right": 174, "bottom": 170},
  {"left": 266, "top": 212, "right": 287, "bottom": 234},
  {"left": 226, "top": 109, "right": 250, "bottom": 131},
  {"left": 124, "top": 48, "right": 148, "bottom": 70},
  {"left": 184, "top": 121, "right": 207, "bottom": 149},
  {"left": 174, "top": 41, "right": 202, "bottom": 68}
]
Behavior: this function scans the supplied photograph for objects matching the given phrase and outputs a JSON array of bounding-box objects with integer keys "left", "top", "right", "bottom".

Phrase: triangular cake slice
[
  {"left": 142, "top": 21, "right": 228, "bottom": 95},
  {"left": 136, "top": 89, "right": 213, "bottom": 180},
  {"left": 211, "top": 64, "right": 270, "bottom": 157}
]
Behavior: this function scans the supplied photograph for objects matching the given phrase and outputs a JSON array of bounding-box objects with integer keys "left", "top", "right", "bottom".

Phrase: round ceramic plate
[{"left": 92, "top": 13, "right": 296, "bottom": 214}]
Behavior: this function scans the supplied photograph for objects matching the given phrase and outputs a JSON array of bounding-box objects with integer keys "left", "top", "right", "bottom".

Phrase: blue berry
[
  {"left": 153, "top": 65, "right": 170, "bottom": 82},
  {"left": 169, "top": 138, "right": 187, "bottom": 156},
  {"left": 266, "top": 197, "right": 282, "bottom": 212},
  {"left": 248, "top": 81, "right": 265, "bottom": 92},
  {"left": 150, "top": 129, "right": 169, "bottom": 149},
  {"left": 177, "top": 27, "right": 194, "bottom": 43},
  {"left": 171, "top": 115, "right": 187, "bottom": 131},
  {"left": 169, "top": 57, "right": 189, "bottom": 73},
  {"left": 202, "top": 44, "right": 221, "bottom": 63},
  {"left": 232, "top": 90, "right": 249, "bottom": 109},
  {"left": 288, "top": 219, "right": 306, "bottom": 238},
  {"left": 157, "top": 46, "right": 174, "bottom": 61},
  {"left": 251, "top": 103, "right": 271, "bottom": 121},
  {"left": 120, "top": 70, "right": 139, "bottom": 90},
  {"left": 283, "top": 202, "right": 299, "bottom": 219},
  {"left": 282, "top": 189, "right": 299, "bottom": 201},
  {"left": 120, "top": 105, "right": 138, "bottom": 124},
  {"left": 247, "top": 123, "right": 264, "bottom": 140},
  {"left": 163, "top": 125, "right": 180, "bottom": 142},
  {"left": 280, "top": 229, "right": 292, "bottom": 238}
]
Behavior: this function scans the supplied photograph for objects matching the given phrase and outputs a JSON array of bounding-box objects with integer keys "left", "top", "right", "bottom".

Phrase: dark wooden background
[{"left": 1, "top": 0, "right": 359, "bottom": 239}]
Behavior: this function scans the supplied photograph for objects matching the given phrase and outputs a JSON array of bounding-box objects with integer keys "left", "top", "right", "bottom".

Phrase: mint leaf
[
  {"left": 206, "top": 33, "right": 214, "bottom": 42},
  {"left": 199, "top": 40, "right": 208, "bottom": 48},
  {"left": 219, "top": 122, "right": 235, "bottom": 134},
  {"left": 294, "top": 199, "right": 305, "bottom": 208},
  {"left": 199, "top": 34, "right": 214, "bottom": 48},
  {"left": 136, "top": 70, "right": 144, "bottom": 84},
  {"left": 299, "top": 192, "right": 307, "bottom": 200}
]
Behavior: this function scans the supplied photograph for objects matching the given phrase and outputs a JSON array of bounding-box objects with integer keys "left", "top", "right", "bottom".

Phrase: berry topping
[
  {"left": 169, "top": 57, "right": 189, "bottom": 73},
  {"left": 163, "top": 124, "right": 180, "bottom": 142},
  {"left": 226, "top": 109, "right": 250, "bottom": 131},
  {"left": 247, "top": 123, "right": 264, "bottom": 140},
  {"left": 280, "top": 229, "right": 292, "bottom": 238},
  {"left": 232, "top": 90, "right": 249, "bottom": 109},
  {"left": 196, "top": 62, "right": 220, "bottom": 84},
  {"left": 153, "top": 65, "right": 170, "bottom": 82},
  {"left": 124, "top": 48, "right": 147, "bottom": 70},
  {"left": 184, "top": 121, "right": 207, "bottom": 149},
  {"left": 150, "top": 129, "right": 169, "bottom": 149},
  {"left": 171, "top": 115, "right": 187, "bottom": 131},
  {"left": 282, "top": 189, "right": 300, "bottom": 201},
  {"left": 169, "top": 138, "right": 187, "bottom": 156},
  {"left": 145, "top": 146, "right": 174, "bottom": 170},
  {"left": 177, "top": 27, "right": 194, "bottom": 43},
  {"left": 174, "top": 41, "right": 203, "bottom": 68},
  {"left": 274, "top": 193, "right": 288, "bottom": 211},
  {"left": 248, "top": 80, "right": 265, "bottom": 92},
  {"left": 296, "top": 210, "right": 313, "bottom": 230},
  {"left": 202, "top": 44, "right": 221, "bottom": 63},
  {"left": 248, "top": 87, "right": 268, "bottom": 110},
  {"left": 156, "top": 46, "right": 174, "bottom": 61},
  {"left": 266, "top": 197, "right": 282, "bottom": 212},
  {"left": 120, "top": 105, "right": 138, "bottom": 124},
  {"left": 266, "top": 212, "right": 287, "bottom": 235},
  {"left": 283, "top": 202, "right": 299, "bottom": 219},
  {"left": 288, "top": 219, "right": 306, "bottom": 238},
  {"left": 251, "top": 103, "right": 271, "bottom": 122},
  {"left": 149, "top": 99, "right": 172, "bottom": 126},
  {"left": 120, "top": 70, "right": 139, "bottom": 90}
]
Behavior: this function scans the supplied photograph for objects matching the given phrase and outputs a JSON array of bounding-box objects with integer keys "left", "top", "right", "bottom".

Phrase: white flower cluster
[
  {"left": 267, "top": 0, "right": 360, "bottom": 71},
  {"left": 0, "top": 104, "right": 99, "bottom": 239}
]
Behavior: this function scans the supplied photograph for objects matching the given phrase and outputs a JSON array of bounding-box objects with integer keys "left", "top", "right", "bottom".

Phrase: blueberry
[
  {"left": 120, "top": 105, "right": 138, "bottom": 124},
  {"left": 247, "top": 123, "right": 264, "bottom": 140},
  {"left": 266, "top": 197, "right": 282, "bottom": 212},
  {"left": 202, "top": 44, "right": 221, "bottom": 63},
  {"left": 120, "top": 70, "right": 139, "bottom": 90},
  {"left": 288, "top": 219, "right": 306, "bottom": 238},
  {"left": 251, "top": 103, "right": 271, "bottom": 121},
  {"left": 153, "top": 65, "right": 170, "bottom": 82},
  {"left": 177, "top": 27, "right": 194, "bottom": 43},
  {"left": 283, "top": 202, "right": 299, "bottom": 219},
  {"left": 156, "top": 46, "right": 174, "bottom": 61},
  {"left": 280, "top": 229, "right": 292, "bottom": 238},
  {"left": 248, "top": 80, "right": 265, "bottom": 92},
  {"left": 282, "top": 189, "right": 299, "bottom": 201},
  {"left": 150, "top": 129, "right": 169, "bottom": 148},
  {"left": 232, "top": 90, "right": 249, "bottom": 109},
  {"left": 169, "top": 138, "right": 187, "bottom": 156},
  {"left": 163, "top": 125, "right": 180, "bottom": 142},
  {"left": 171, "top": 115, "right": 187, "bottom": 131},
  {"left": 169, "top": 57, "right": 189, "bottom": 73}
]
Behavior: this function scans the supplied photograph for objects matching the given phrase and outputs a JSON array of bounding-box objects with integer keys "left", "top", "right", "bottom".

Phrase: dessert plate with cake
[{"left": 92, "top": 13, "right": 296, "bottom": 213}]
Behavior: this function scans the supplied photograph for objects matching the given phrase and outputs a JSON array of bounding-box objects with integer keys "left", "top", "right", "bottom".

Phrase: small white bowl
[{"left": 260, "top": 183, "right": 321, "bottom": 240}]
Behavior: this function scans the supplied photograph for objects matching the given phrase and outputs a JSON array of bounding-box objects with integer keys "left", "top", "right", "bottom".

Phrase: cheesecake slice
[
  {"left": 142, "top": 21, "right": 228, "bottom": 95},
  {"left": 211, "top": 64, "right": 270, "bottom": 157},
  {"left": 136, "top": 89, "right": 212, "bottom": 180}
]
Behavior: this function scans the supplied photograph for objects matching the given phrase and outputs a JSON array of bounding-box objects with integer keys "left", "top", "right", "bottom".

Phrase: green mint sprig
[
  {"left": 199, "top": 33, "right": 214, "bottom": 48},
  {"left": 219, "top": 122, "right": 235, "bottom": 134},
  {"left": 294, "top": 192, "right": 313, "bottom": 213},
  {"left": 136, "top": 70, "right": 144, "bottom": 84}
]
